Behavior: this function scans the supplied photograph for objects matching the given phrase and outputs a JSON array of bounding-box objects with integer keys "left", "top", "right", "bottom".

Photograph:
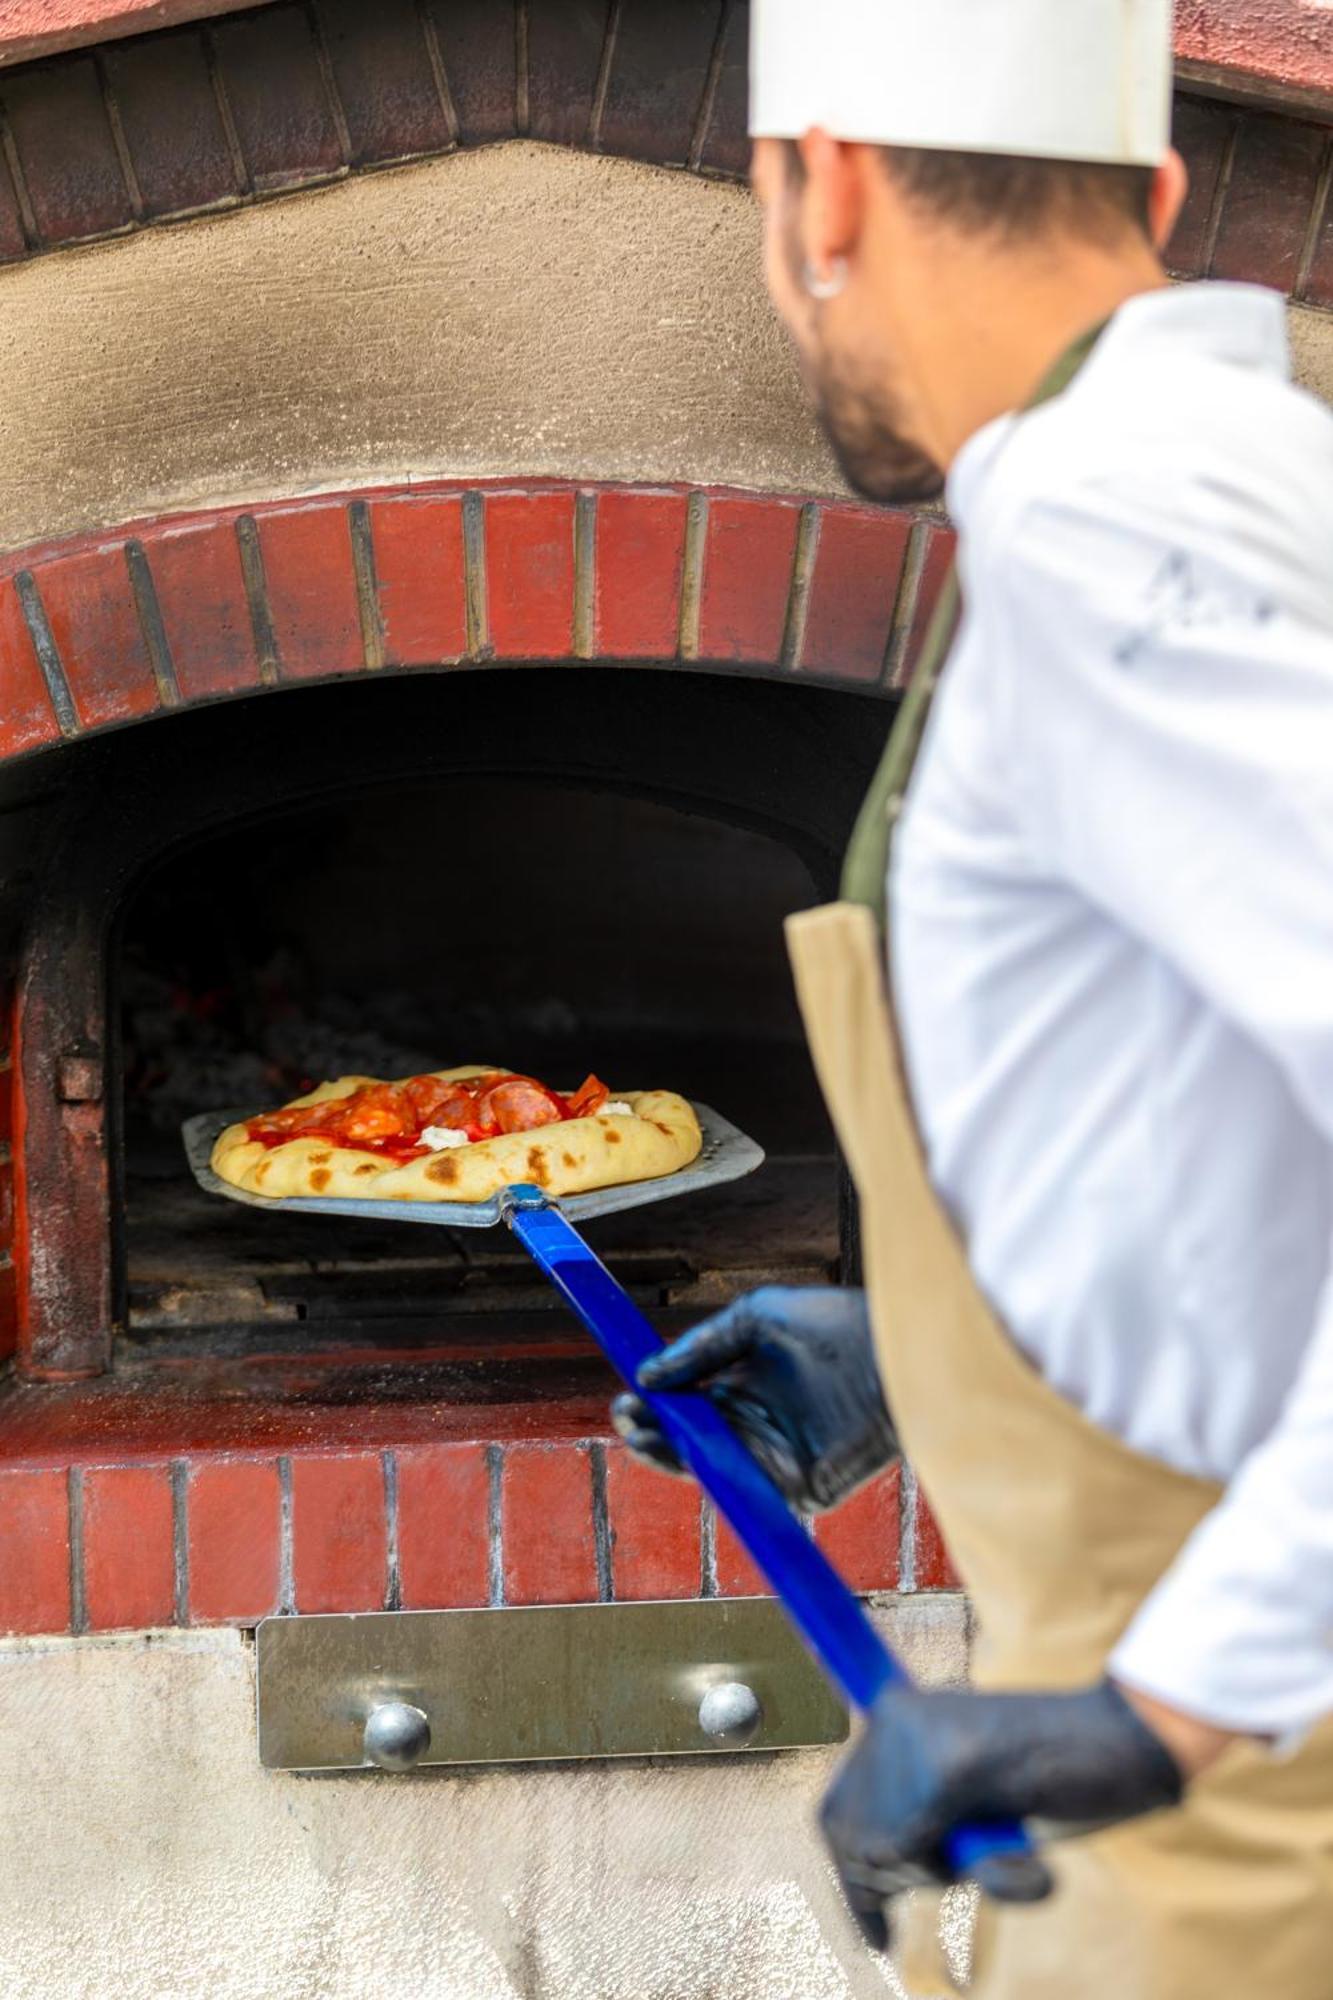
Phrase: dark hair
[{"left": 783, "top": 138, "right": 1153, "bottom": 243}]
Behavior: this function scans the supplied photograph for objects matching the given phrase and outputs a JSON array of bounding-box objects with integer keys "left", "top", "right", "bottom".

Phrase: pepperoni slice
[
  {"left": 246, "top": 1067, "right": 617, "bottom": 1156},
  {"left": 565, "top": 1075, "right": 611, "bottom": 1119},
  {"left": 483, "top": 1077, "right": 566, "bottom": 1134}
]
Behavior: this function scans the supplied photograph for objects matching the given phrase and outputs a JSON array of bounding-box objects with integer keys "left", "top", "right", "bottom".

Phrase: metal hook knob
[
  {"left": 698, "top": 1681, "right": 763, "bottom": 1746},
  {"left": 363, "top": 1701, "right": 432, "bottom": 1771}
]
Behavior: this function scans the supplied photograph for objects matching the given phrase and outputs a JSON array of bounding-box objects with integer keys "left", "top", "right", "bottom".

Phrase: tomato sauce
[{"left": 246, "top": 1071, "right": 612, "bottom": 1161}]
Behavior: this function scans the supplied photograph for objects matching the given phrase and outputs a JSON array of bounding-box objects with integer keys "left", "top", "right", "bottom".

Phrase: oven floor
[
  {"left": 125, "top": 1154, "right": 840, "bottom": 1335},
  {"left": 0, "top": 1153, "right": 841, "bottom": 1466}
]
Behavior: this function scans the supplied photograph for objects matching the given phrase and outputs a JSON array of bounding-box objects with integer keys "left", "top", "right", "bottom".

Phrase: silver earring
[{"left": 802, "top": 256, "right": 848, "bottom": 301}]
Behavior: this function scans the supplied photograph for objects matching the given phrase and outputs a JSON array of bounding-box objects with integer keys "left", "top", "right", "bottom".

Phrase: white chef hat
[{"left": 750, "top": 0, "right": 1174, "bottom": 168}]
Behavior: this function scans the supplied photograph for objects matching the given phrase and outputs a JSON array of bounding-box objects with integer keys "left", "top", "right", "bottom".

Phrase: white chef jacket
[{"left": 891, "top": 281, "right": 1333, "bottom": 1736}]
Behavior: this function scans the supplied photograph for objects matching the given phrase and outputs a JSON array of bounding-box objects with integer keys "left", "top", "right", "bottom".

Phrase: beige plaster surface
[
  {"left": 2, "top": 140, "right": 1322, "bottom": 563},
  {"left": 0, "top": 1597, "right": 967, "bottom": 2000},
  {"left": 0, "top": 144, "right": 843, "bottom": 559}
]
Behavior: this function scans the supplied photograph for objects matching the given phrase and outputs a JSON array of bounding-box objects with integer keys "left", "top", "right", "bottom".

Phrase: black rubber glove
[
  {"left": 821, "top": 1678, "right": 1184, "bottom": 1951},
  {"left": 610, "top": 1285, "right": 896, "bottom": 1513}
]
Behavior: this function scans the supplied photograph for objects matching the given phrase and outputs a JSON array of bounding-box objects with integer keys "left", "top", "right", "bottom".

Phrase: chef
[{"left": 612, "top": 0, "right": 1333, "bottom": 1991}]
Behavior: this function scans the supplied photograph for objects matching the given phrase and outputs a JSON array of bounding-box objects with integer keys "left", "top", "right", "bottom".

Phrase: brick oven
[{"left": 0, "top": 4, "right": 1331, "bottom": 1995}]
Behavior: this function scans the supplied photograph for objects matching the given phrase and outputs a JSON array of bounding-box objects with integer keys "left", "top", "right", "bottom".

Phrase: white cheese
[
  {"left": 604, "top": 1101, "right": 634, "bottom": 1117},
  {"left": 420, "top": 1126, "right": 470, "bottom": 1151}
]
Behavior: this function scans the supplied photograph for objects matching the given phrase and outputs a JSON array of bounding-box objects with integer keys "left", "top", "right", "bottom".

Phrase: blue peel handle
[{"left": 502, "top": 1186, "right": 1036, "bottom": 1891}]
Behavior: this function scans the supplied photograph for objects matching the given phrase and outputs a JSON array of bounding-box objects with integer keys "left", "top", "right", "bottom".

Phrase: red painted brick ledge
[
  {"left": 0, "top": 1442, "right": 953, "bottom": 1638},
  {"left": 0, "top": 480, "right": 957, "bottom": 767}
]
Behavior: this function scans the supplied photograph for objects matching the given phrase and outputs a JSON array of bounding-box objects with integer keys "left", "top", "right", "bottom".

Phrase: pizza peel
[{"left": 182, "top": 1101, "right": 1037, "bottom": 1897}]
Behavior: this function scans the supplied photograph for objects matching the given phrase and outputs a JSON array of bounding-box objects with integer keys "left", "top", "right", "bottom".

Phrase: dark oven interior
[{"left": 10, "top": 666, "right": 888, "bottom": 1389}]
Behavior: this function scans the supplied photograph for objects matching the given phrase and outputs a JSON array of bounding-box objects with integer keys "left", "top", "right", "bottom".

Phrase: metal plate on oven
[
  {"left": 256, "top": 1600, "right": 848, "bottom": 1770},
  {"left": 182, "top": 1101, "right": 764, "bottom": 1229}
]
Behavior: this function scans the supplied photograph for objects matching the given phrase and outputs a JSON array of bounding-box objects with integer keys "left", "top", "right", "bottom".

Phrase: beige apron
[{"left": 786, "top": 335, "right": 1333, "bottom": 1996}]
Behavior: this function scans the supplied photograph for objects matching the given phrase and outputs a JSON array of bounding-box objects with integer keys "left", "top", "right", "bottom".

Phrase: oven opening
[{"left": 118, "top": 774, "right": 841, "bottom": 1376}]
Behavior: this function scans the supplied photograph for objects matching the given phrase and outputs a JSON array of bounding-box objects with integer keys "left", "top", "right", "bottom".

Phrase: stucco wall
[
  {"left": 0, "top": 1599, "right": 969, "bottom": 2000},
  {"left": 1, "top": 139, "right": 1330, "bottom": 564},
  {"left": 0, "top": 144, "right": 842, "bottom": 559}
]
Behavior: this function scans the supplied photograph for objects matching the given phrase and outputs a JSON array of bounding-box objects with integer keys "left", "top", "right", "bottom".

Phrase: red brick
[
  {"left": 396, "top": 1442, "right": 490, "bottom": 1609},
  {"left": 698, "top": 496, "right": 801, "bottom": 665},
  {"left": 913, "top": 1488, "right": 961, "bottom": 1591},
  {"left": 605, "top": 1444, "right": 701, "bottom": 1600},
  {"left": 1210, "top": 111, "right": 1327, "bottom": 292},
  {"left": 0, "top": 1157, "right": 13, "bottom": 1243},
  {"left": 35, "top": 546, "right": 159, "bottom": 729},
  {"left": 527, "top": 0, "right": 612, "bottom": 148},
  {"left": 187, "top": 1458, "right": 280, "bottom": 1624},
  {"left": 291, "top": 1452, "right": 387, "bottom": 1613},
  {"left": 105, "top": 27, "right": 240, "bottom": 221},
  {"left": 211, "top": 4, "right": 345, "bottom": 193},
  {"left": 501, "top": 1441, "right": 598, "bottom": 1605},
  {"left": 257, "top": 504, "right": 365, "bottom": 680},
  {"left": 714, "top": 1509, "right": 772, "bottom": 1598},
  {"left": 369, "top": 495, "right": 468, "bottom": 668},
  {"left": 895, "top": 525, "right": 958, "bottom": 687},
  {"left": 0, "top": 1466, "right": 69, "bottom": 1633},
  {"left": 2, "top": 55, "right": 135, "bottom": 245},
  {"left": 320, "top": 0, "right": 455, "bottom": 167},
  {"left": 485, "top": 491, "right": 576, "bottom": 660},
  {"left": 140, "top": 518, "right": 259, "bottom": 701},
  {"left": 83, "top": 1463, "right": 175, "bottom": 1631},
  {"left": 0, "top": 574, "right": 61, "bottom": 756},
  {"left": 813, "top": 1465, "right": 901, "bottom": 1593},
  {"left": 594, "top": 489, "right": 687, "bottom": 660},
  {"left": 800, "top": 507, "right": 911, "bottom": 683}
]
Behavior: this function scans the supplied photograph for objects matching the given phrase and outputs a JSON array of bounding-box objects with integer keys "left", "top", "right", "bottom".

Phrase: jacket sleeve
[{"left": 990, "top": 468, "right": 1333, "bottom": 1735}]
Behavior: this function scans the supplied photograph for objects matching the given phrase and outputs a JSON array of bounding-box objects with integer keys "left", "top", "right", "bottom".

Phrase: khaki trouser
[{"left": 788, "top": 902, "right": 1333, "bottom": 1999}]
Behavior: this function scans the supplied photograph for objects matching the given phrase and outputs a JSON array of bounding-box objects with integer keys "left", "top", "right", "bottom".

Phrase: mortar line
[
  {"left": 277, "top": 1455, "right": 295, "bottom": 1614},
  {"left": 589, "top": 1442, "right": 614, "bottom": 1601},
  {"left": 573, "top": 490, "right": 598, "bottom": 659},
  {"left": 1296, "top": 136, "right": 1333, "bottom": 300},
  {"left": 94, "top": 53, "right": 146, "bottom": 222},
  {"left": 202, "top": 25, "right": 252, "bottom": 197},
  {"left": 779, "top": 502, "right": 820, "bottom": 672},
  {"left": 677, "top": 492, "right": 709, "bottom": 660},
  {"left": 382, "top": 1449, "right": 401, "bottom": 1612},
  {"left": 486, "top": 1443, "right": 505, "bottom": 1606},
  {"left": 0, "top": 101, "right": 40, "bottom": 250},
  {"left": 125, "top": 540, "right": 181, "bottom": 708},
  {"left": 348, "top": 500, "right": 387, "bottom": 669},
  {"left": 515, "top": 1, "right": 531, "bottom": 137},
  {"left": 416, "top": 0, "right": 460, "bottom": 147},
  {"left": 68, "top": 1466, "right": 87, "bottom": 1636},
  {"left": 170, "top": 1458, "right": 190, "bottom": 1626},
  {"left": 700, "top": 1499, "right": 718, "bottom": 1597},
  {"left": 880, "top": 518, "right": 931, "bottom": 690},
  {"left": 15, "top": 571, "right": 79, "bottom": 737},
  {"left": 235, "top": 515, "right": 281, "bottom": 684},
  {"left": 307, "top": 1, "right": 354, "bottom": 169},
  {"left": 462, "top": 491, "right": 491, "bottom": 660},
  {"left": 587, "top": 0, "right": 621, "bottom": 149},
  {"left": 898, "top": 1461, "right": 919, "bottom": 1593},
  {"left": 1201, "top": 114, "right": 1240, "bottom": 276},
  {"left": 687, "top": 0, "right": 734, "bottom": 173}
]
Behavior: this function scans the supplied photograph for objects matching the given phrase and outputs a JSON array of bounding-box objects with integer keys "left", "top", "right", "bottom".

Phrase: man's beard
[{"left": 806, "top": 343, "right": 944, "bottom": 506}]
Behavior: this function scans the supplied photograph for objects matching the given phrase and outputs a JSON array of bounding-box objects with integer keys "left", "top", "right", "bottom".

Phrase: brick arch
[
  {"left": 0, "top": 3, "right": 1325, "bottom": 311},
  {"left": 0, "top": 480, "right": 957, "bottom": 764}
]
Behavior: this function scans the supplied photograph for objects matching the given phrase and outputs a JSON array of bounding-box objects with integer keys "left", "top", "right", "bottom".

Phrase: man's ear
[
  {"left": 1148, "top": 148, "right": 1188, "bottom": 253},
  {"left": 795, "top": 128, "right": 866, "bottom": 284}
]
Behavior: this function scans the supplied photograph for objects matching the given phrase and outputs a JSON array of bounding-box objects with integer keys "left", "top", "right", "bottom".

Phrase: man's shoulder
[{"left": 979, "top": 347, "right": 1333, "bottom": 557}]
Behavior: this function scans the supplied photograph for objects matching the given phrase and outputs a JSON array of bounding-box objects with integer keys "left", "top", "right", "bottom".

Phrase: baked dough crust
[{"left": 210, "top": 1065, "right": 704, "bottom": 1203}]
